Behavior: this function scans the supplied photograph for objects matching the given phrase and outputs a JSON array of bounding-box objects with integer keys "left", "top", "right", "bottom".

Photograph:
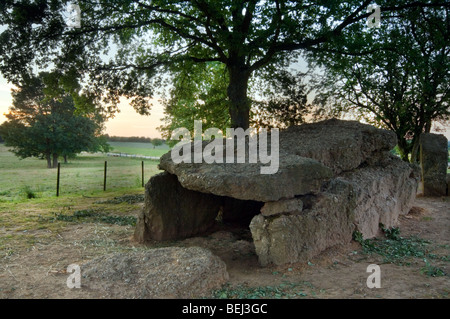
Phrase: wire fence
[
  {"left": 55, "top": 160, "right": 155, "bottom": 197},
  {"left": 106, "top": 152, "right": 160, "bottom": 160}
]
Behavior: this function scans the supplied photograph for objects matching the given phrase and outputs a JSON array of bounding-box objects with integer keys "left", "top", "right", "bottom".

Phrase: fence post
[
  {"left": 56, "top": 162, "right": 61, "bottom": 197},
  {"left": 141, "top": 161, "right": 144, "bottom": 187},
  {"left": 103, "top": 161, "right": 107, "bottom": 191}
]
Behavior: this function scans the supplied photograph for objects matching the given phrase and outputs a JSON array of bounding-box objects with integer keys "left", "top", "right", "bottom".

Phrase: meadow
[
  {"left": 108, "top": 141, "right": 170, "bottom": 158},
  {"left": 0, "top": 142, "right": 166, "bottom": 201}
]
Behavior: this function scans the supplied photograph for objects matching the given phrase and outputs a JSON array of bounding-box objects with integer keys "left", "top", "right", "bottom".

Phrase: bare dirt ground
[{"left": 0, "top": 196, "right": 448, "bottom": 299}]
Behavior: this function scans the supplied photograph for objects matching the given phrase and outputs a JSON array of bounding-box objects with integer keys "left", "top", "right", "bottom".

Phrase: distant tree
[
  {"left": 105, "top": 135, "right": 154, "bottom": 143},
  {"left": 0, "top": 134, "right": 3, "bottom": 143},
  {"left": 307, "top": 6, "right": 449, "bottom": 163},
  {"left": 150, "top": 138, "right": 163, "bottom": 149},
  {"left": 0, "top": 72, "right": 108, "bottom": 168}
]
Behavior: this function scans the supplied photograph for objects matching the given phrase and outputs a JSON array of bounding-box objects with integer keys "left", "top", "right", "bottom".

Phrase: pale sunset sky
[{"left": 0, "top": 75, "right": 166, "bottom": 139}]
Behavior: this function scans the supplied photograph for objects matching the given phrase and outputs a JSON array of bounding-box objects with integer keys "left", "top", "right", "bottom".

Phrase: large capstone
[
  {"left": 160, "top": 153, "right": 333, "bottom": 202},
  {"left": 279, "top": 119, "right": 397, "bottom": 174},
  {"left": 158, "top": 119, "right": 396, "bottom": 201}
]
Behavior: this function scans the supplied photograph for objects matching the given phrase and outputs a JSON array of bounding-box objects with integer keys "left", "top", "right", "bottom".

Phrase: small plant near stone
[
  {"left": 380, "top": 224, "right": 401, "bottom": 241},
  {"left": 353, "top": 225, "right": 448, "bottom": 275},
  {"left": 211, "top": 282, "right": 311, "bottom": 299},
  {"left": 420, "top": 259, "right": 446, "bottom": 277}
]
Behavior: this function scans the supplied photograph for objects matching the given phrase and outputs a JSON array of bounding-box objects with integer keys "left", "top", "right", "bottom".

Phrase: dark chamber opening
[{"left": 213, "top": 196, "right": 264, "bottom": 239}]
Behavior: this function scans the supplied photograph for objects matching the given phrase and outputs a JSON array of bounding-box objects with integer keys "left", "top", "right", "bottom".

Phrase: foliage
[
  {"left": 159, "top": 61, "right": 230, "bottom": 140},
  {"left": 252, "top": 69, "right": 312, "bottom": 129},
  {"left": 150, "top": 138, "right": 163, "bottom": 148},
  {"left": 105, "top": 135, "right": 165, "bottom": 145},
  {"left": 212, "top": 282, "right": 310, "bottom": 299},
  {"left": 307, "top": 6, "right": 449, "bottom": 162},
  {"left": 106, "top": 135, "right": 152, "bottom": 143},
  {"left": 20, "top": 185, "right": 37, "bottom": 199},
  {"left": 0, "top": 72, "right": 108, "bottom": 168},
  {"left": 354, "top": 225, "right": 448, "bottom": 270},
  {"left": 420, "top": 259, "right": 447, "bottom": 277},
  {"left": 1, "top": 1, "right": 445, "bottom": 129}
]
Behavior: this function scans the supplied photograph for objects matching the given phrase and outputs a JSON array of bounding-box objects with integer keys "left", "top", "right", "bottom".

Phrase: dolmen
[{"left": 135, "top": 119, "right": 419, "bottom": 266}]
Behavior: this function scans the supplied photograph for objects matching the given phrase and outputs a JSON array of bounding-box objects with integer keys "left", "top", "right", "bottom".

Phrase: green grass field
[
  {"left": 108, "top": 141, "right": 170, "bottom": 157},
  {"left": 0, "top": 143, "right": 164, "bottom": 201}
]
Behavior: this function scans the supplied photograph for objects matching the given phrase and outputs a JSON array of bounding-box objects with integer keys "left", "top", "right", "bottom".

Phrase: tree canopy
[
  {"left": 307, "top": 5, "right": 449, "bottom": 162},
  {"left": 2, "top": 0, "right": 446, "bottom": 131}
]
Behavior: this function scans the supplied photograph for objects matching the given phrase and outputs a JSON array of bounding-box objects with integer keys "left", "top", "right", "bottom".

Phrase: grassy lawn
[
  {"left": 0, "top": 142, "right": 165, "bottom": 253},
  {"left": 0, "top": 143, "right": 163, "bottom": 201},
  {"left": 108, "top": 141, "right": 170, "bottom": 157}
]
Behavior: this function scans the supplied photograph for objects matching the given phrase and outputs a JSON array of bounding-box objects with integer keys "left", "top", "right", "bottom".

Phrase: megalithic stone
[
  {"left": 420, "top": 133, "right": 448, "bottom": 197},
  {"left": 134, "top": 172, "right": 222, "bottom": 242}
]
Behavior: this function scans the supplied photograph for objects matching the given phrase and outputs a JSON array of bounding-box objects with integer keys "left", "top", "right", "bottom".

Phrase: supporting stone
[
  {"left": 343, "top": 154, "right": 420, "bottom": 238},
  {"left": 260, "top": 198, "right": 303, "bottom": 217},
  {"left": 249, "top": 156, "right": 419, "bottom": 266},
  {"left": 420, "top": 133, "right": 448, "bottom": 197},
  {"left": 134, "top": 172, "right": 221, "bottom": 242},
  {"left": 250, "top": 179, "right": 356, "bottom": 266}
]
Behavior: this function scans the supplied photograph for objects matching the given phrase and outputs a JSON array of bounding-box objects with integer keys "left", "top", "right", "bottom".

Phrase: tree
[
  {"left": 307, "top": 5, "right": 449, "bottom": 162},
  {"left": 159, "top": 61, "right": 230, "bottom": 140},
  {"left": 150, "top": 138, "right": 163, "bottom": 149},
  {"left": 251, "top": 69, "right": 312, "bottom": 129},
  {"left": 1, "top": 1, "right": 446, "bottom": 130},
  {"left": 0, "top": 72, "right": 109, "bottom": 168}
]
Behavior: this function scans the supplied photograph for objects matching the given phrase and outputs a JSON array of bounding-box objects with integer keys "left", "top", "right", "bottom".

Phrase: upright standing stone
[
  {"left": 134, "top": 172, "right": 221, "bottom": 241},
  {"left": 420, "top": 133, "right": 448, "bottom": 197}
]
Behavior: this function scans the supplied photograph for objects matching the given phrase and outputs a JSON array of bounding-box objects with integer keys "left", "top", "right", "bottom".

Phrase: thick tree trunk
[
  {"left": 227, "top": 66, "right": 251, "bottom": 129},
  {"left": 46, "top": 153, "right": 52, "bottom": 169},
  {"left": 52, "top": 153, "right": 59, "bottom": 168}
]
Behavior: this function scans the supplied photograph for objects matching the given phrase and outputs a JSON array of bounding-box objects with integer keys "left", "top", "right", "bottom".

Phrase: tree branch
[
  {"left": 272, "top": 1, "right": 448, "bottom": 53},
  {"left": 248, "top": 0, "right": 283, "bottom": 72}
]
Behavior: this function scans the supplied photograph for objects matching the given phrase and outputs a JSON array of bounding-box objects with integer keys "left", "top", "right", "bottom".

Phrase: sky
[
  {"left": 0, "top": 75, "right": 166, "bottom": 139},
  {"left": 0, "top": 74, "right": 449, "bottom": 140}
]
